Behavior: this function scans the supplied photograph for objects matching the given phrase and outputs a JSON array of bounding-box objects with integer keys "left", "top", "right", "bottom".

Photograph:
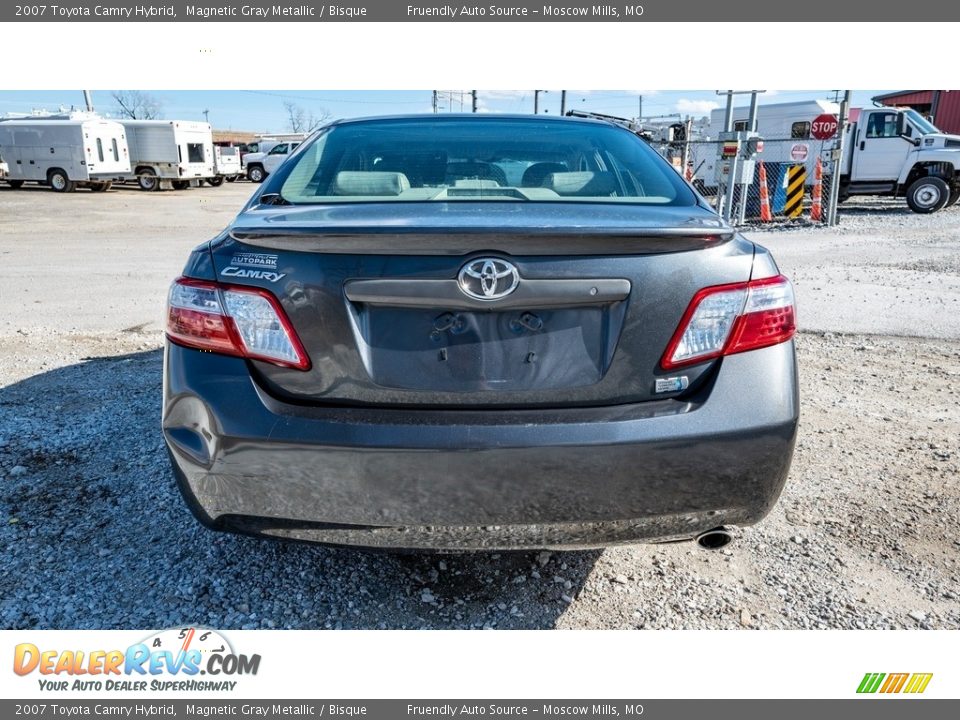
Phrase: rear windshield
[{"left": 279, "top": 118, "right": 696, "bottom": 206}]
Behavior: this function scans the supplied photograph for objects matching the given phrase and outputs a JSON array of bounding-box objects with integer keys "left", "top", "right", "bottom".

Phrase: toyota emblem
[{"left": 458, "top": 258, "right": 520, "bottom": 301}]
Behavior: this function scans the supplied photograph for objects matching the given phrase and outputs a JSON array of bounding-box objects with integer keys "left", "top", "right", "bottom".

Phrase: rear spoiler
[{"left": 227, "top": 226, "right": 735, "bottom": 256}]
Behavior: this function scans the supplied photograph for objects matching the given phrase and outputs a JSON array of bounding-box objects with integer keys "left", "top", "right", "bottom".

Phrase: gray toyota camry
[{"left": 163, "top": 114, "right": 798, "bottom": 551}]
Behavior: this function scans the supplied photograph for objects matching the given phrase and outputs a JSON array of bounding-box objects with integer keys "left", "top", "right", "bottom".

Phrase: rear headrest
[
  {"left": 543, "top": 171, "right": 617, "bottom": 197},
  {"left": 332, "top": 171, "right": 410, "bottom": 196}
]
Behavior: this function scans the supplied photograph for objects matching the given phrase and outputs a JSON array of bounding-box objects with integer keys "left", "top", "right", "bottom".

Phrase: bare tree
[
  {"left": 111, "top": 91, "right": 163, "bottom": 120},
  {"left": 283, "top": 101, "right": 331, "bottom": 133}
]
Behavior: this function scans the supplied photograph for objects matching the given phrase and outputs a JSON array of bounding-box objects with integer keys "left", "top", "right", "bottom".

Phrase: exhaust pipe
[{"left": 695, "top": 526, "right": 734, "bottom": 550}]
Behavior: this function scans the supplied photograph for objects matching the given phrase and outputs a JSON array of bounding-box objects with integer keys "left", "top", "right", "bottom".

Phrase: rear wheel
[
  {"left": 906, "top": 176, "right": 950, "bottom": 213},
  {"left": 947, "top": 187, "right": 960, "bottom": 208},
  {"left": 137, "top": 169, "right": 158, "bottom": 191},
  {"left": 6, "top": 180, "right": 24, "bottom": 189},
  {"left": 207, "top": 176, "right": 225, "bottom": 187},
  {"left": 48, "top": 169, "right": 75, "bottom": 193},
  {"left": 225, "top": 175, "right": 237, "bottom": 183},
  {"left": 247, "top": 164, "right": 266, "bottom": 183},
  {"left": 172, "top": 180, "right": 191, "bottom": 190},
  {"left": 90, "top": 181, "right": 112, "bottom": 192}
]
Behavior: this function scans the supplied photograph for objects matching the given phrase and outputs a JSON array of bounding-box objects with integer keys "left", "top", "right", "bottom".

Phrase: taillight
[
  {"left": 166, "top": 278, "right": 310, "bottom": 370},
  {"left": 661, "top": 275, "right": 795, "bottom": 370}
]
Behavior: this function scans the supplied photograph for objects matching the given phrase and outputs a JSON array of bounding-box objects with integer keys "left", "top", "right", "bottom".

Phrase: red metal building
[{"left": 874, "top": 90, "right": 960, "bottom": 134}]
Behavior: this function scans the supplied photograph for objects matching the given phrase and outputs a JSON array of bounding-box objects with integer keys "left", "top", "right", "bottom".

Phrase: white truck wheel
[
  {"left": 138, "top": 169, "right": 158, "bottom": 191},
  {"left": 906, "top": 176, "right": 950, "bottom": 213},
  {"left": 48, "top": 169, "right": 76, "bottom": 193}
]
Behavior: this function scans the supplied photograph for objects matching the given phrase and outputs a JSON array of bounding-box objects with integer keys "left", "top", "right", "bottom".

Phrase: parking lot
[{"left": 0, "top": 182, "right": 957, "bottom": 630}]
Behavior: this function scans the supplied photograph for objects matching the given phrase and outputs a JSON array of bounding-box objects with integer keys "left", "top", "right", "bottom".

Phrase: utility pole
[
  {"left": 203, "top": 109, "right": 210, "bottom": 124},
  {"left": 826, "top": 90, "right": 852, "bottom": 227},
  {"left": 638, "top": 95, "right": 642, "bottom": 122},
  {"left": 560, "top": 90, "right": 567, "bottom": 116},
  {"left": 534, "top": 90, "right": 540, "bottom": 115},
  {"left": 715, "top": 90, "right": 765, "bottom": 223},
  {"left": 432, "top": 90, "right": 438, "bottom": 114},
  {"left": 737, "top": 91, "right": 762, "bottom": 225},
  {"left": 471, "top": 90, "right": 477, "bottom": 113},
  {"left": 82, "top": 90, "right": 94, "bottom": 112},
  {"left": 747, "top": 91, "right": 759, "bottom": 132}
]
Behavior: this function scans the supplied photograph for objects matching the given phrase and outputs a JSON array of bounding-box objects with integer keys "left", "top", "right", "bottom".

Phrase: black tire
[
  {"left": 906, "top": 176, "right": 950, "bottom": 214},
  {"left": 137, "top": 169, "right": 158, "bottom": 191},
  {"left": 247, "top": 164, "right": 266, "bottom": 183},
  {"left": 48, "top": 169, "right": 75, "bottom": 193},
  {"left": 947, "top": 187, "right": 960, "bottom": 208},
  {"left": 225, "top": 175, "right": 237, "bottom": 183},
  {"left": 6, "top": 180, "right": 24, "bottom": 189},
  {"left": 207, "top": 176, "right": 225, "bottom": 187},
  {"left": 90, "top": 181, "right": 112, "bottom": 193},
  {"left": 172, "top": 180, "right": 190, "bottom": 190}
]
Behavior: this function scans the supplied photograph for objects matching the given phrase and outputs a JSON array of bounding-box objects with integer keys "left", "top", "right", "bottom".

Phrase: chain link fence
[{"left": 654, "top": 137, "right": 839, "bottom": 227}]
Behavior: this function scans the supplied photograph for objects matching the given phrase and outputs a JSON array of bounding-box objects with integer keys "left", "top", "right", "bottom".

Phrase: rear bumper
[{"left": 162, "top": 341, "right": 799, "bottom": 550}]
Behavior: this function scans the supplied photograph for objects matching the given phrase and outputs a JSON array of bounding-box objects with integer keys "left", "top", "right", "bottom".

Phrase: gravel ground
[{"left": 0, "top": 185, "right": 958, "bottom": 629}]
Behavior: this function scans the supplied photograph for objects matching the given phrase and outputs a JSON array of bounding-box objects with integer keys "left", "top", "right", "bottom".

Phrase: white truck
[
  {"left": 210, "top": 145, "right": 242, "bottom": 185},
  {"left": 0, "top": 113, "right": 130, "bottom": 192},
  {"left": 836, "top": 106, "right": 960, "bottom": 213},
  {"left": 242, "top": 135, "right": 305, "bottom": 183},
  {"left": 118, "top": 120, "right": 216, "bottom": 191}
]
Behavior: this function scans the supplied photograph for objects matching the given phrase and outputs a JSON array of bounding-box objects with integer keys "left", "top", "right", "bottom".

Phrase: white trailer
[
  {"left": 705, "top": 99, "right": 841, "bottom": 141},
  {"left": 693, "top": 99, "right": 842, "bottom": 192},
  {"left": 0, "top": 114, "right": 130, "bottom": 192},
  {"left": 210, "top": 145, "right": 242, "bottom": 185},
  {"left": 118, "top": 120, "right": 215, "bottom": 191}
]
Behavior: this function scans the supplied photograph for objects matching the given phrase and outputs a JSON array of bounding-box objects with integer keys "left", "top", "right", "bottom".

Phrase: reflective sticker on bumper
[{"left": 655, "top": 376, "right": 690, "bottom": 393}]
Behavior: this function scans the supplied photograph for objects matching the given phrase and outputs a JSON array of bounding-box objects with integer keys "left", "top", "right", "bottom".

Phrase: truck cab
[{"left": 841, "top": 107, "right": 960, "bottom": 212}]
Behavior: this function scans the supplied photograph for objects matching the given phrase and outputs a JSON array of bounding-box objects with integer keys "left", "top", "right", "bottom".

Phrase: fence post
[{"left": 826, "top": 90, "right": 852, "bottom": 226}]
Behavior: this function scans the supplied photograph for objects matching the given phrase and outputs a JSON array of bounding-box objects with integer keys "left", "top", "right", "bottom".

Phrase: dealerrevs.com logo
[{"left": 13, "top": 628, "right": 260, "bottom": 692}]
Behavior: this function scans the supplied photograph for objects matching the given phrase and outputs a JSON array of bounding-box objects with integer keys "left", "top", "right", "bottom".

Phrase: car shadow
[{"left": 0, "top": 349, "right": 601, "bottom": 630}]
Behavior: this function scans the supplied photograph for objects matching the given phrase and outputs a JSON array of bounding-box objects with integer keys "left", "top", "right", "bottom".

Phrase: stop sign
[{"left": 811, "top": 113, "right": 839, "bottom": 140}]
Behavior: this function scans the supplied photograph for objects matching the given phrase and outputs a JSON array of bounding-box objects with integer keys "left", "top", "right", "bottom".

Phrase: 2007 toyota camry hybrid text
[{"left": 162, "top": 114, "right": 798, "bottom": 551}]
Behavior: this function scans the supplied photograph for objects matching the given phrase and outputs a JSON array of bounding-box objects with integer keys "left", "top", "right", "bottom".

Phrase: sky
[{"left": 0, "top": 89, "right": 884, "bottom": 133}]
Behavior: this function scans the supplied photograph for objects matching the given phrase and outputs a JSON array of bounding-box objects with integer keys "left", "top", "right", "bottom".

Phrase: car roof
[{"left": 325, "top": 113, "right": 618, "bottom": 129}]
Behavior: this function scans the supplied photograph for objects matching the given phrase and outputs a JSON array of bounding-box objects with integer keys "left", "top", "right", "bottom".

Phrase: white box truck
[
  {"left": 0, "top": 113, "right": 130, "bottom": 192},
  {"left": 119, "top": 120, "right": 216, "bottom": 191}
]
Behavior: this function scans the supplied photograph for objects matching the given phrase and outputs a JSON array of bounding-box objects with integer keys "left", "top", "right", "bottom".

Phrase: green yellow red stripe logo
[{"left": 857, "top": 672, "right": 933, "bottom": 694}]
